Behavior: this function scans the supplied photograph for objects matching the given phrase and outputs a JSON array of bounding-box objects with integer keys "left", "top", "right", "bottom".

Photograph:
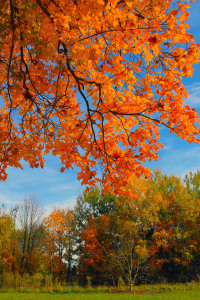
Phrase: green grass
[
  {"left": 1, "top": 291, "right": 200, "bottom": 300},
  {"left": 1, "top": 282, "right": 200, "bottom": 299},
  {"left": 1, "top": 282, "right": 200, "bottom": 294}
]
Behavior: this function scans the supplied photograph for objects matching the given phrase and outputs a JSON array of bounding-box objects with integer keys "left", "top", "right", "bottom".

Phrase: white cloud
[
  {"left": 186, "top": 83, "right": 200, "bottom": 107},
  {"left": 0, "top": 153, "right": 84, "bottom": 214},
  {"left": 43, "top": 195, "right": 77, "bottom": 217},
  {"left": 48, "top": 182, "right": 76, "bottom": 193},
  {"left": 0, "top": 194, "right": 17, "bottom": 205},
  {"left": 148, "top": 144, "right": 200, "bottom": 179}
]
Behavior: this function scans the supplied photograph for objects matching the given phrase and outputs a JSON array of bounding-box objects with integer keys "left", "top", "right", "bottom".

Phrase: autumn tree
[
  {"left": 0, "top": 0, "right": 199, "bottom": 193},
  {"left": 148, "top": 170, "right": 200, "bottom": 283},
  {"left": 74, "top": 186, "right": 117, "bottom": 230},
  {"left": 185, "top": 169, "right": 200, "bottom": 199},
  {"left": 64, "top": 210, "right": 77, "bottom": 284},
  {"left": 17, "top": 195, "right": 45, "bottom": 274},
  {"left": 78, "top": 215, "right": 110, "bottom": 285},
  {"left": 107, "top": 175, "right": 163, "bottom": 289},
  {"left": 74, "top": 186, "right": 117, "bottom": 285},
  {"left": 109, "top": 221, "right": 149, "bottom": 291},
  {"left": 44, "top": 208, "right": 77, "bottom": 284},
  {"left": 0, "top": 204, "right": 16, "bottom": 274}
]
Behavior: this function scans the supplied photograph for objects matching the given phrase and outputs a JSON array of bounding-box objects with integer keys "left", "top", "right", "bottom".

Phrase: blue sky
[{"left": 1, "top": 1, "right": 200, "bottom": 213}]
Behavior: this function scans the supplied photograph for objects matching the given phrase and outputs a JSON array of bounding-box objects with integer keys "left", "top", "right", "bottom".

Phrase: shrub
[
  {"left": 43, "top": 274, "right": 53, "bottom": 288},
  {"left": 117, "top": 276, "right": 126, "bottom": 290},
  {"left": 86, "top": 276, "right": 92, "bottom": 288}
]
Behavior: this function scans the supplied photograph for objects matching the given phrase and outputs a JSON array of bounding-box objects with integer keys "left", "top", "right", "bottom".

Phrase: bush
[
  {"left": 43, "top": 274, "right": 53, "bottom": 288},
  {"left": 31, "top": 273, "right": 43, "bottom": 288},
  {"left": 86, "top": 276, "right": 92, "bottom": 288},
  {"left": 117, "top": 276, "right": 126, "bottom": 290}
]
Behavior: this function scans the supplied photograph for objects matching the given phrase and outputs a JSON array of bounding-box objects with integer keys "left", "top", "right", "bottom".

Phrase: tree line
[{"left": 0, "top": 169, "right": 200, "bottom": 290}]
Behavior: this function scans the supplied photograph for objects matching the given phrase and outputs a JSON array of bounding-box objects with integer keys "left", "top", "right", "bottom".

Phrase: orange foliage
[
  {"left": 149, "top": 189, "right": 200, "bottom": 274},
  {"left": 80, "top": 216, "right": 105, "bottom": 269},
  {"left": 0, "top": 0, "right": 200, "bottom": 194},
  {"left": 1, "top": 239, "right": 20, "bottom": 273},
  {"left": 44, "top": 208, "right": 75, "bottom": 280},
  {"left": 79, "top": 214, "right": 114, "bottom": 282}
]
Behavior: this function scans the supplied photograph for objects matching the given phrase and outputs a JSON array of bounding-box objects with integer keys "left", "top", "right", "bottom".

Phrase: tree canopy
[{"left": 0, "top": 0, "right": 200, "bottom": 193}]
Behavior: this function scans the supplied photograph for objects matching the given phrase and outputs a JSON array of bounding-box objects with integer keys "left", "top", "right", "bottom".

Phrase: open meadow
[
  {"left": 1, "top": 283, "right": 200, "bottom": 300},
  {"left": 1, "top": 290, "right": 200, "bottom": 300}
]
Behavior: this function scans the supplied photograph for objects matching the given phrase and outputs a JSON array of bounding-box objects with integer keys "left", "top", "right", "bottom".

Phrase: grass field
[{"left": 1, "top": 291, "right": 200, "bottom": 300}]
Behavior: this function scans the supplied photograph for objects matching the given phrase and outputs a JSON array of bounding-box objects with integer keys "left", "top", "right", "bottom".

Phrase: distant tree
[
  {"left": 17, "top": 195, "right": 45, "bottom": 274},
  {"left": 108, "top": 175, "right": 162, "bottom": 289},
  {"left": 74, "top": 186, "right": 117, "bottom": 285},
  {"left": 74, "top": 186, "right": 117, "bottom": 228},
  {"left": 184, "top": 170, "right": 200, "bottom": 280},
  {"left": 109, "top": 220, "right": 149, "bottom": 291},
  {"left": 44, "top": 208, "right": 77, "bottom": 284},
  {"left": 185, "top": 169, "right": 200, "bottom": 199},
  {"left": 148, "top": 171, "right": 200, "bottom": 283},
  {"left": 78, "top": 214, "right": 114, "bottom": 285},
  {"left": 0, "top": 204, "right": 15, "bottom": 273}
]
